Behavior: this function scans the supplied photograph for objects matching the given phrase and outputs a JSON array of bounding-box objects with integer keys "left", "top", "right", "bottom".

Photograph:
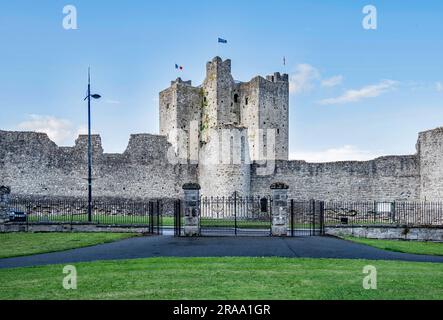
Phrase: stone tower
[
  {"left": 159, "top": 56, "right": 289, "bottom": 197},
  {"left": 417, "top": 127, "right": 443, "bottom": 201}
]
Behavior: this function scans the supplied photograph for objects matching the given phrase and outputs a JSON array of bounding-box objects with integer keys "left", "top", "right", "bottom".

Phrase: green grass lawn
[
  {"left": 344, "top": 236, "right": 443, "bottom": 256},
  {"left": 0, "top": 257, "right": 442, "bottom": 300},
  {"left": 0, "top": 233, "right": 137, "bottom": 259}
]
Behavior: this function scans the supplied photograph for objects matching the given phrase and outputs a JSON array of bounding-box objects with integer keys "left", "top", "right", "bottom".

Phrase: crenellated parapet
[{"left": 266, "top": 72, "right": 289, "bottom": 83}]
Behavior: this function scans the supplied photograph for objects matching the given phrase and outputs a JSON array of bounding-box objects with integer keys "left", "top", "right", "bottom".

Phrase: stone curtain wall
[
  {"left": 0, "top": 131, "right": 198, "bottom": 200},
  {"left": 2, "top": 128, "right": 443, "bottom": 202},
  {"left": 251, "top": 156, "right": 420, "bottom": 201}
]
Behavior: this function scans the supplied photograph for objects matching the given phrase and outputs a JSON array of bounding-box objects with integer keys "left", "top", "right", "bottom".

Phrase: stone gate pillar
[
  {"left": 182, "top": 183, "right": 201, "bottom": 236},
  {"left": 270, "top": 182, "right": 289, "bottom": 236},
  {"left": 0, "top": 186, "right": 11, "bottom": 222}
]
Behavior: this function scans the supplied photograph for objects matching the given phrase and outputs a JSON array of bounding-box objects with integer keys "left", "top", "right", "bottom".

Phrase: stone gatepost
[
  {"left": 270, "top": 182, "right": 289, "bottom": 236},
  {"left": 0, "top": 186, "right": 11, "bottom": 223},
  {"left": 182, "top": 183, "right": 201, "bottom": 236}
]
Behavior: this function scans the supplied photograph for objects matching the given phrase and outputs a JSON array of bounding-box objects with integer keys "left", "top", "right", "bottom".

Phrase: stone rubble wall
[
  {"left": 0, "top": 130, "right": 198, "bottom": 200},
  {"left": 251, "top": 156, "right": 421, "bottom": 201},
  {"left": 326, "top": 226, "right": 443, "bottom": 241},
  {"left": 2, "top": 127, "right": 443, "bottom": 202}
]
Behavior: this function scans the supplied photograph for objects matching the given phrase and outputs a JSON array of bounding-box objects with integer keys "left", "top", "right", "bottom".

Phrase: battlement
[
  {"left": 170, "top": 77, "right": 193, "bottom": 87},
  {"left": 0, "top": 130, "right": 58, "bottom": 157},
  {"left": 0, "top": 130, "right": 172, "bottom": 161},
  {"left": 74, "top": 134, "right": 104, "bottom": 155},
  {"left": 206, "top": 56, "right": 231, "bottom": 75},
  {"left": 266, "top": 72, "right": 289, "bottom": 83}
]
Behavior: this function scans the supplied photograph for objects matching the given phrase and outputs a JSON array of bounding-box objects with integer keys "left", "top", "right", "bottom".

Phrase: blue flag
[{"left": 218, "top": 38, "right": 227, "bottom": 44}]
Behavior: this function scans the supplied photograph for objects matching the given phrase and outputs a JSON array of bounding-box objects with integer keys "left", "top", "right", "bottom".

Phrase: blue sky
[{"left": 1, "top": 0, "right": 442, "bottom": 161}]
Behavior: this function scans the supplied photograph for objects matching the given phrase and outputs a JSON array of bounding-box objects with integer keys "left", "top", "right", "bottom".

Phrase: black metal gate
[
  {"left": 148, "top": 200, "right": 163, "bottom": 235},
  {"left": 174, "top": 197, "right": 325, "bottom": 237},
  {"left": 290, "top": 200, "right": 325, "bottom": 236},
  {"left": 174, "top": 199, "right": 182, "bottom": 237},
  {"left": 199, "top": 196, "right": 272, "bottom": 236}
]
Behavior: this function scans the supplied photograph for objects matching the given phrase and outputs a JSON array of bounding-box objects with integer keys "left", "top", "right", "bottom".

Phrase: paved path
[{"left": 1, "top": 236, "right": 443, "bottom": 269}]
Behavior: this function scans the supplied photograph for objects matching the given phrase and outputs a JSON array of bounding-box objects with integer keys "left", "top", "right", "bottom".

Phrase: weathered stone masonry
[
  {"left": 252, "top": 156, "right": 420, "bottom": 201},
  {"left": 1, "top": 57, "right": 442, "bottom": 201},
  {"left": 0, "top": 131, "right": 197, "bottom": 200}
]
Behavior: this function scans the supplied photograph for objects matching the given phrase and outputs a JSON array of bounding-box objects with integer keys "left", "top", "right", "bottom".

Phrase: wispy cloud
[
  {"left": 290, "top": 145, "right": 382, "bottom": 163},
  {"left": 289, "top": 64, "right": 343, "bottom": 95},
  {"left": 318, "top": 79, "right": 398, "bottom": 105},
  {"left": 289, "top": 64, "right": 320, "bottom": 94},
  {"left": 17, "top": 115, "right": 75, "bottom": 145},
  {"left": 16, "top": 115, "right": 91, "bottom": 145},
  {"left": 321, "top": 75, "right": 343, "bottom": 87},
  {"left": 436, "top": 82, "right": 443, "bottom": 92},
  {"left": 105, "top": 99, "right": 121, "bottom": 105}
]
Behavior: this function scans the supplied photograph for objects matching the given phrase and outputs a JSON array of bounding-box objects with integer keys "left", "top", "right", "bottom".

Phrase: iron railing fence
[
  {"left": 7, "top": 198, "right": 163, "bottom": 232},
  {"left": 323, "top": 201, "right": 443, "bottom": 227},
  {"left": 6, "top": 197, "right": 442, "bottom": 236}
]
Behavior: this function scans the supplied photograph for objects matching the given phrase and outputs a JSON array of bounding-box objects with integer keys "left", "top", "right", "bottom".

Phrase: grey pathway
[{"left": 1, "top": 236, "right": 443, "bottom": 269}]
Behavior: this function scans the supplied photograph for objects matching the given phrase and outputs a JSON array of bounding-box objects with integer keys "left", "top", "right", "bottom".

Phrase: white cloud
[
  {"left": 289, "top": 64, "right": 343, "bottom": 95},
  {"left": 436, "top": 82, "right": 443, "bottom": 92},
  {"left": 290, "top": 145, "right": 382, "bottom": 163},
  {"left": 321, "top": 75, "right": 343, "bottom": 87},
  {"left": 17, "top": 115, "right": 75, "bottom": 145},
  {"left": 289, "top": 64, "right": 320, "bottom": 94},
  {"left": 318, "top": 80, "right": 398, "bottom": 105}
]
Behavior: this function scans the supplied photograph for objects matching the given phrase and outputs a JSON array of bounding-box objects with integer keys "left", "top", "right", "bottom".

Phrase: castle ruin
[{"left": 1, "top": 57, "right": 442, "bottom": 202}]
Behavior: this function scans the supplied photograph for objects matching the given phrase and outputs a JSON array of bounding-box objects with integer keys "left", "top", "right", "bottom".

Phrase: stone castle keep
[{"left": 1, "top": 56, "right": 443, "bottom": 202}]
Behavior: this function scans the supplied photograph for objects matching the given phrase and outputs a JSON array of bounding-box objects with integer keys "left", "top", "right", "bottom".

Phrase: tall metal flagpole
[{"left": 87, "top": 68, "right": 92, "bottom": 222}]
